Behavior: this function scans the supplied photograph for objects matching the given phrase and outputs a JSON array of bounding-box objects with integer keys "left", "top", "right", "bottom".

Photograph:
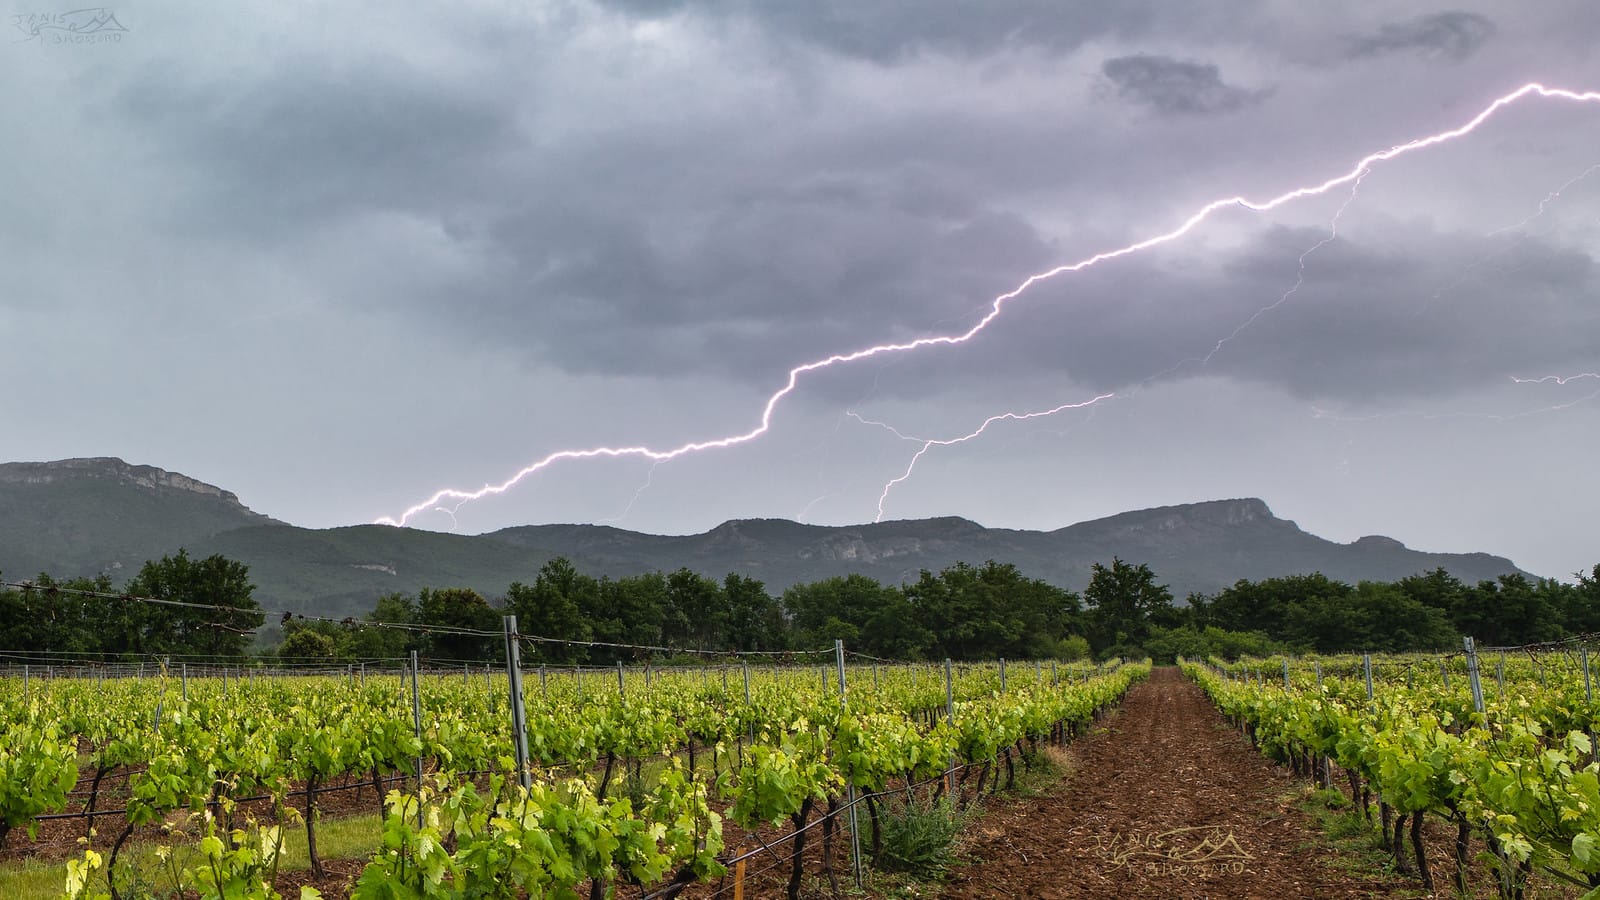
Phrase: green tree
[
  {"left": 416, "top": 587, "right": 499, "bottom": 661},
  {"left": 506, "top": 558, "right": 595, "bottom": 664},
  {"left": 0, "top": 573, "right": 114, "bottom": 654},
  {"left": 343, "top": 593, "right": 420, "bottom": 660},
  {"left": 860, "top": 590, "right": 934, "bottom": 659},
  {"left": 904, "top": 563, "right": 1010, "bottom": 659},
  {"left": 664, "top": 569, "right": 728, "bottom": 651},
  {"left": 124, "top": 550, "right": 263, "bottom": 658},
  {"left": 278, "top": 627, "right": 337, "bottom": 662},
  {"left": 587, "top": 573, "right": 668, "bottom": 663},
  {"left": 723, "top": 574, "right": 786, "bottom": 652},
  {"left": 1350, "top": 581, "right": 1454, "bottom": 652},
  {"left": 1205, "top": 573, "right": 1350, "bottom": 637},
  {"left": 1083, "top": 558, "right": 1172, "bottom": 657},
  {"left": 1565, "top": 565, "right": 1600, "bottom": 634},
  {"left": 1455, "top": 575, "right": 1561, "bottom": 646},
  {"left": 901, "top": 561, "right": 1084, "bottom": 660},
  {"left": 1396, "top": 568, "right": 1466, "bottom": 619},
  {"left": 782, "top": 575, "right": 892, "bottom": 649}
]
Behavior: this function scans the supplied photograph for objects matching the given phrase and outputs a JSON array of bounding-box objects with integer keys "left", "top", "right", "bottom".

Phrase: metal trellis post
[
  {"left": 835, "top": 640, "right": 862, "bottom": 887},
  {"left": 503, "top": 616, "right": 532, "bottom": 790},
  {"left": 410, "top": 650, "right": 425, "bottom": 827},
  {"left": 1463, "top": 637, "right": 1485, "bottom": 720}
]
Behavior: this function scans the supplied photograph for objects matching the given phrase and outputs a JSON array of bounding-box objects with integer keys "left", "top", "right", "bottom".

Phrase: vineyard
[
  {"left": 16, "top": 629, "right": 1600, "bottom": 899},
  {"left": 0, "top": 644, "right": 1146, "bottom": 899},
  {"left": 1190, "top": 642, "right": 1600, "bottom": 897}
]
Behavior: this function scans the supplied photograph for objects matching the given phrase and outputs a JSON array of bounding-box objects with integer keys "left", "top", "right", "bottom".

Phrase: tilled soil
[{"left": 940, "top": 667, "right": 1414, "bottom": 899}]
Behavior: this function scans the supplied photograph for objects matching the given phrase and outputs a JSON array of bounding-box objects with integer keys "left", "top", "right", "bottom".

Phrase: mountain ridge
[{"left": 0, "top": 458, "right": 1530, "bottom": 615}]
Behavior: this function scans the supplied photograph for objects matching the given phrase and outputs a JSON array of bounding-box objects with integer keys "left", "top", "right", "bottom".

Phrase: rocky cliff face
[
  {"left": 0, "top": 458, "right": 280, "bottom": 578},
  {"left": 0, "top": 458, "right": 256, "bottom": 509}
]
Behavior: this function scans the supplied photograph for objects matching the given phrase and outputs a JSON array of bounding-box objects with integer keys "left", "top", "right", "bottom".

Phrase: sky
[{"left": 3, "top": 2, "right": 1598, "bottom": 580}]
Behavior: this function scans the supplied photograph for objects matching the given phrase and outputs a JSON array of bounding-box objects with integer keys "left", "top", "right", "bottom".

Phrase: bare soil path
[{"left": 940, "top": 667, "right": 1416, "bottom": 899}]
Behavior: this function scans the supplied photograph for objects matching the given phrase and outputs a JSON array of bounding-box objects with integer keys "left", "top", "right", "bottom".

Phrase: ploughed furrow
[{"left": 941, "top": 666, "right": 1411, "bottom": 899}]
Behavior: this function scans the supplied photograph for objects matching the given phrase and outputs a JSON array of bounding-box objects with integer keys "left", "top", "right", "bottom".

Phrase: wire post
[
  {"left": 1051, "top": 660, "right": 1057, "bottom": 686},
  {"left": 1363, "top": 653, "right": 1373, "bottom": 702},
  {"left": 409, "top": 650, "right": 425, "bottom": 827},
  {"left": 1440, "top": 658, "right": 1450, "bottom": 688},
  {"left": 1585, "top": 645, "right": 1595, "bottom": 763},
  {"left": 999, "top": 657, "right": 1007, "bottom": 692},
  {"left": 617, "top": 662, "right": 625, "bottom": 696},
  {"left": 1281, "top": 657, "right": 1290, "bottom": 690},
  {"left": 539, "top": 665, "right": 547, "bottom": 697},
  {"left": 181, "top": 663, "right": 188, "bottom": 702},
  {"left": 1315, "top": 660, "right": 1322, "bottom": 690},
  {"left": 1463, "top": 636, "right": 1486, "bottom": 720},
  {"left": 834, "top": 640, "right": 863, "bottom": 887},
  {"left": 944, "top": 657, "right": 956, "bottom": 793},
  {"left": 742, "top": 662, "right": 753, "bottom": 742},
  {"left": 1497, "top": 655, "right": 1505, "bottom": 701},
  {"left": 503, "top": 616, "right": 532, "bottom": 791}
]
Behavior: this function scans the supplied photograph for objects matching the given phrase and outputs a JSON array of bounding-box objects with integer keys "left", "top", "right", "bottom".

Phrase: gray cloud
[
  {"left": 1100, "top": 55, "right": 1270, "bottom": 115},
  {"left": 1345, "top": 12, "right": 1496, "bottom": 63},
  {"left": 955, "top": 223, "right": 1600, "bottom": 403},
  {"left": 594, "top": 0, "right": 1178, "bottom": 61},
  {"left": 459, "top": 179, "right": 1056, "bottom": 383},
  {"left": 112, "top": 59, "right": 521, "bottom": 239}
]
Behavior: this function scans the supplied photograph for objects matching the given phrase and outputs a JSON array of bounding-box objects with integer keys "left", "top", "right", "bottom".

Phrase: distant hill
[
  {"left": 0, "top": 458, "right": 1531, "bottom": 616},
  {"left": 482, "top": 499, "right": 1528, "bottom": 602},
  {"left": 0, "top": 458, "right": 279, "bottom": 579}
]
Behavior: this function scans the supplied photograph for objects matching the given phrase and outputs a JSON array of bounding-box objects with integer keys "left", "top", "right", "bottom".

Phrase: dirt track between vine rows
[{"left": 940, "top": 667, "right": 1414, "bottom": 899}]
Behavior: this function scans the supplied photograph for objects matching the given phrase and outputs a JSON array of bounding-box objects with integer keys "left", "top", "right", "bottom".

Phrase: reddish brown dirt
[{"left": 940, "top": 667, "right": 1414, "bottom": 899}]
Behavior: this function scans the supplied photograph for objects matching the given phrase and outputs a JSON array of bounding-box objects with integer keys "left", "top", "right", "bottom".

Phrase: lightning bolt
[
  {"left": 1413, "top": 161, "right": 1600, "bottom": 320},
  {"left": 850, "top": 394, "right": 1117, "bottom": 521},
  {"left": 1199, "top": 170, "right": 1367, "bottom": 367},
  {"left": 598, "top": 460, "right": 662, "bottom": 524},
  {"left": 860, "top": 173, "right": 1365, "bottom": 505},
  {"left": 1511, "top": 373, "right": 1600, "bottom": 385},
  {"left": 795, "top": 493, "right": 833, "bottom": 522},
  {"left": 378, "top": 83, "right": 1600, "bottom": 529},
  {"left": 1488, "top": 162, "right": 1600, "bottom": 236}
]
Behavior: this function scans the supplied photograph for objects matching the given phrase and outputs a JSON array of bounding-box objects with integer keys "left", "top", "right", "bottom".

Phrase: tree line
[
  {"left": 6, "top": 551, "right": 1599, "bottom": 664},
  {"left": 0, "top": 550, "right": 264, "bottom": 659},
  {"left": 278, "top": 557, "right": 1092, "bottom": 664}
]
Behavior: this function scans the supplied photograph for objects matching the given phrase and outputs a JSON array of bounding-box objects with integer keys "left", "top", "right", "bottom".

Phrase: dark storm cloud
[
  {"left": 1345, "top": 12, "right": 1496, "bottom": 63},
  {"left": 111, "top": 57, "right": 521, "bottom": 236},
  {"left": 1100, "top": 55, "right": 1270, "bottom": 115},
  {"left": 973, "top": 224, "right": 1599, "bottom": 402},
  {"left": 462, "top": 175, "right": 1056, "bottom": 381},
  {"left": 595, "top": 0, "right": 1207, "bottom": 61},
  {"left": 78, "top": 0, "right": 1588, "bottom": 413}
]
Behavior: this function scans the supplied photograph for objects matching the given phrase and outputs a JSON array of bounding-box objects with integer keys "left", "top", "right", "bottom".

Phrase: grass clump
[{"left": 868, "top": 795, "right": 963, "bottom": 880}]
